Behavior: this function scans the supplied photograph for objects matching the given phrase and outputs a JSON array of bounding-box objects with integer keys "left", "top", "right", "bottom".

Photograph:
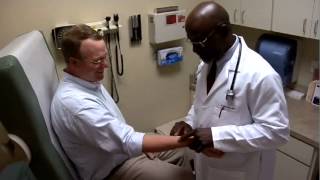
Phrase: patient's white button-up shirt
[{"left": 51, "top": 72, "right": 144, "bottom": 180}]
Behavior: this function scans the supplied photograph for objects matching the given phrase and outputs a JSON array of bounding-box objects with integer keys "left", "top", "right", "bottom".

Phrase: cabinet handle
[
  {"left": 241, "top": 10, "right": 245, "bottom": 24},
  {"left": 233, "top": 9, "right": 237, "bottom": 23},
  {"left": 314, "top": 19, "right": 319, "bottom": 36},
  {"left": 303, "top": 18, "right": 307, "bottom": 34}
]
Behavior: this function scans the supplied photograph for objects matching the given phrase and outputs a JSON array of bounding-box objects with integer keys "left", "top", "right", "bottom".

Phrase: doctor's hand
[
  {"left": 170, "top": 121, "right": 193, "bottom": 136},
  {"left": 180, "top": 128, "right": 214, "bottom": 153}
]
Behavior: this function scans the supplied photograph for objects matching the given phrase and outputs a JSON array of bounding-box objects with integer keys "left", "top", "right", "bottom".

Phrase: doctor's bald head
[
  {"left": 186, "top": 1, "right": 234, "bottom": 63},
  {"left": 186, "top": 1, "right": 231, "bottom": 37}
]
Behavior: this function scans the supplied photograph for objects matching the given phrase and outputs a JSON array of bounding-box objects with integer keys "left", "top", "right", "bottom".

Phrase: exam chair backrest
[{"left": 0, "top": 31, "right": 77, "bottom": 179}]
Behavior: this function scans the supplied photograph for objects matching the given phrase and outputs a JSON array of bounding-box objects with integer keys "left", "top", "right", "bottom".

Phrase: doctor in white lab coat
[{"left": 171, "top": 1, "right": 290, "bottom": 180}]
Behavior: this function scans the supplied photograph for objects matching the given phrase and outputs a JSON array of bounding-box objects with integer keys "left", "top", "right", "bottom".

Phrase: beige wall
[{"left": 0, "top": 0, "right": 203, "bottom": 131}]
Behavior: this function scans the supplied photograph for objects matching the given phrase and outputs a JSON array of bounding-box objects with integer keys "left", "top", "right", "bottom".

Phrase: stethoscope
[{"left": 226, "top": 36, "right": 242, "bottom": 101}]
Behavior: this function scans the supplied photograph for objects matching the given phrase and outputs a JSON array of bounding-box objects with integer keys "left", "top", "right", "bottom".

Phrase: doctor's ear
[{"left": 216, "top": 23, "right": 231, "bottom": 37}]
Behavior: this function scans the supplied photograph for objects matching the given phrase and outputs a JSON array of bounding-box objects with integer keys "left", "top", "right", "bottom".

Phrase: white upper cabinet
[
  {"left": 241, "top": 0, "right": 272, "bottom": 30},
  {"left": 215, "top": 0, "right": 272, "bottom": 30},
  {"left": 273, "top": 0, "right": 319, "bottom": 39},
  {"left": 215, "top": 0, "right": 319, "bottom": 39},
  {"left": 214, "top": 0, "right": 241, "bottom": 25}
]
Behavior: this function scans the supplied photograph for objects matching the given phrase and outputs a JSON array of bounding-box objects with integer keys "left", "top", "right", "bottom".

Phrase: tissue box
[{"left": 157, "top": 46, "right": 183, "bottom": 66}]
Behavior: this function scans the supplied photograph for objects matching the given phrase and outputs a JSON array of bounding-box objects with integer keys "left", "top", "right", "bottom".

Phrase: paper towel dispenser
[{"left": 256, "top": 34, "right": 297, "bottom": 87}]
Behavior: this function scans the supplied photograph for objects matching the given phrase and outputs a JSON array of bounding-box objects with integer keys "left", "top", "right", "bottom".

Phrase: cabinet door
[
  {"left": 214, "top": 0, "right": 241, "bottom": 25},
  {"left": 274, "top": 151, "right": 309, "bottom": 180},
  {"left": 273, "top": 0, "right": 314, "bottom": 37},
  {"left": 311, "top": 0, "right": 320, "bottom": 39},
  {"left": 241, "top": 0, "right": 272, "bottom": 30},
  {"left": 278, "top": 136, "right": 314, "bottom": 166}
]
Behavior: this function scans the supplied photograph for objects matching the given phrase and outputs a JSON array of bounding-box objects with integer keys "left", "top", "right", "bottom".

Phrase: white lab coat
[{"left": 185, "top": 36, "right": 289, "bottom": 180}]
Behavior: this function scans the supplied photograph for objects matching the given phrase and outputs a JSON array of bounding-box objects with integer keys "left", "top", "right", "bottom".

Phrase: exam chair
[{"left": 0, "top": 31, "right": 78, "bottom": 179}]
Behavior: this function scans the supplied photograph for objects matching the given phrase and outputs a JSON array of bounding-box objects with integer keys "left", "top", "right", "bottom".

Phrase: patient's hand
[{"left": 201, "top": 148, "right": 224, "bottom": 158}]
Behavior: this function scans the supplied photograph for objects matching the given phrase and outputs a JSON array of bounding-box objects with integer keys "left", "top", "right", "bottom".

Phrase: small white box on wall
[
  {"left": 148, "top": 10, "right": 186, "bottom": 44},
  {"left": 306, "top": 80, "right": 320, "bottom": 107},
  {"left": 311, "top": 82, "right": 320, "bottom": 106}
]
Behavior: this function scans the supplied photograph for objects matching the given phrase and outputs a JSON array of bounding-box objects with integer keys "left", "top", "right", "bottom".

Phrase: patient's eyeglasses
[{"left": 88, "top": 56, "right": 108, "bottom": 65}]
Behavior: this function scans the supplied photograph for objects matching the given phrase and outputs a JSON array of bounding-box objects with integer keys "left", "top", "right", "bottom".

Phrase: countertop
[{"left": 286, "top": 97, "right": 319, "bottom": 148}]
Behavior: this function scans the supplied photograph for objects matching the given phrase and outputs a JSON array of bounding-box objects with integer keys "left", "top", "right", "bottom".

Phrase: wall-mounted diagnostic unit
[
  {"left": 52, "top": 20, "right": 122, "bottom": 49},
  {"left": 52, "top": 24, "right": 75, "bottom": 50},
  {"left": 148, "top": 9, "right": 186, "bottom": 44}
]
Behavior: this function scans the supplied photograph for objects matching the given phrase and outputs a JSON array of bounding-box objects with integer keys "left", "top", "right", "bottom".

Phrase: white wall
[{"left": 0, "top": 0, "right": 204, "bottom": 131}]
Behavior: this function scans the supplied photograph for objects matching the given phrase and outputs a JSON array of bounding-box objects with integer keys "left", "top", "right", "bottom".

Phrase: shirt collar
[
  {"left": 214, "top": 34, "right": 239, "bottom": 72},
  {"left": 63, "top": 71, "right": 101, "bottom": 90}
]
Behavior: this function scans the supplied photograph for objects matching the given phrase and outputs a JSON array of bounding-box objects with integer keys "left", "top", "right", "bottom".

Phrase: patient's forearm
[{"left": 142, "top": 135, "right": 191, "bottom": 153}]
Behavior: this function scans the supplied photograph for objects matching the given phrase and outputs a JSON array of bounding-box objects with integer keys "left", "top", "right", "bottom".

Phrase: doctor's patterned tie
[{"left": 207, "top": 62, "right": 217, "bottom": 94}]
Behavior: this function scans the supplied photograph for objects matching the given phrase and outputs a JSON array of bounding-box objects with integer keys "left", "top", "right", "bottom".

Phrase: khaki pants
[{"left": 108, "top": 148, "right": 194, "bottom": 180}]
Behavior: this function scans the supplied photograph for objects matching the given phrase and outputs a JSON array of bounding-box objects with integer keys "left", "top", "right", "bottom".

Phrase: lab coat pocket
[
  {"left": 194, "top": 103, "right": 240, "bottom": 127},
  {"left": 216, "top": 104, "right": 245, "bottom": 126},
  {"left": 194, "top": 105, "right": 220, "bottom": 128}
]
